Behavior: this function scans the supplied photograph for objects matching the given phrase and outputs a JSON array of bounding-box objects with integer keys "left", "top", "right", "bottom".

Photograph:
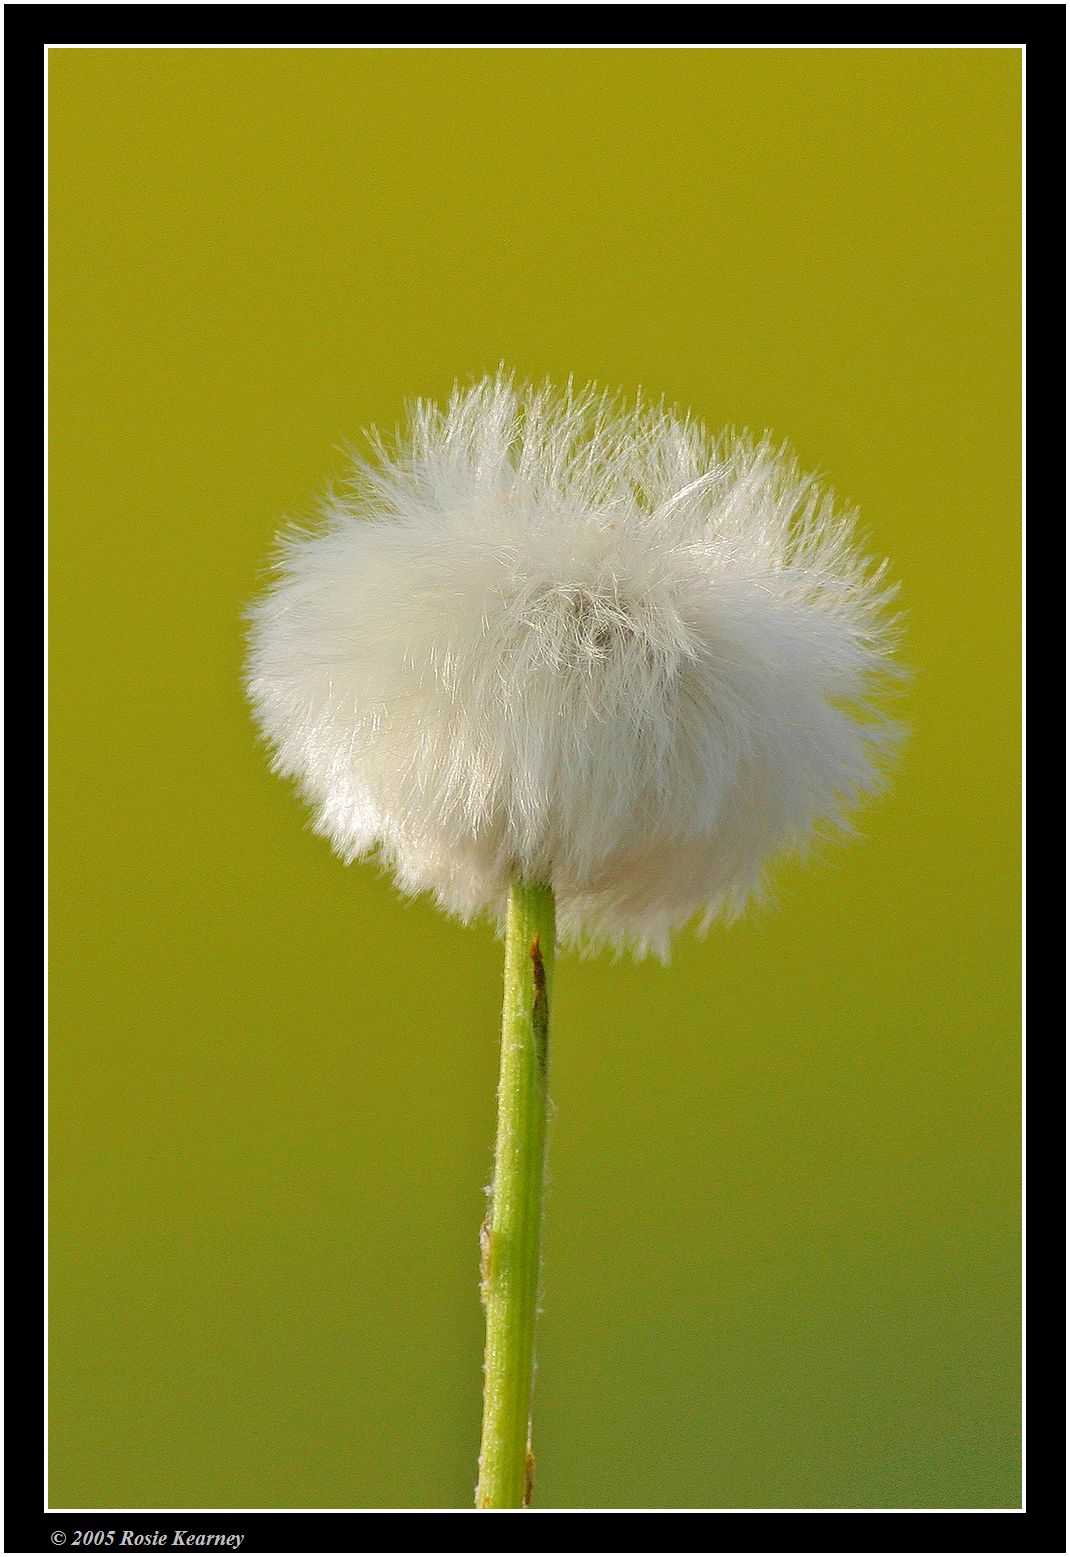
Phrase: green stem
[{"left": 476, "top": 878, "right": 555, "bottom": 1509}]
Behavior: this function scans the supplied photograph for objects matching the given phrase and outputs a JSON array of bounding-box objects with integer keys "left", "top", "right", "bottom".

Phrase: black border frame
[{"left": 23, "top": 8, "right": 1060, "bottom": 1551}]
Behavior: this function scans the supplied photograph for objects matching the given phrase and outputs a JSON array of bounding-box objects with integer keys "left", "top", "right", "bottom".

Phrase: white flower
[{"left": 246, "top": 373, "right": 902, "bottom": 957}]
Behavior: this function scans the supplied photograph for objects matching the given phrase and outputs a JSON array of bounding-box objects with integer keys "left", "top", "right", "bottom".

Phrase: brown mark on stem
[
  {"left": 524, "top": 1439, "right": 536, "bottom": 1508},
  {"left": 530, "top": 933, "right": 549, "bottom": 1073}
]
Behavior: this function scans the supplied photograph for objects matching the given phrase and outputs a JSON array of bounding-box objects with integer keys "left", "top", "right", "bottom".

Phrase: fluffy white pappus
[{"left": 246, "top": 373, "right": 903, "bottom": 958}]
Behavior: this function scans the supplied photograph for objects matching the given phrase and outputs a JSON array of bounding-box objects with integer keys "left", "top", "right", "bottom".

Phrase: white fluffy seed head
[{"left": 246, "top": 372, "right": 903, "bottom": 958}]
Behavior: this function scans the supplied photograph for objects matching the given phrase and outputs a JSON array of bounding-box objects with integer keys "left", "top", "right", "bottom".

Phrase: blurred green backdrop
[{"left": 49, "top": 48, "right": 1021, "bottom": 1510}]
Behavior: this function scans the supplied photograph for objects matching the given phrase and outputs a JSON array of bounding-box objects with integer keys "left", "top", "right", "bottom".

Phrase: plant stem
[{"left": 476, "top": 878, "right": 556, "bottom": 1509}]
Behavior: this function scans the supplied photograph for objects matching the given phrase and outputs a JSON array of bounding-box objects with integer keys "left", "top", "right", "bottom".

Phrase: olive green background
[{"left": 49, "top": 48, "right": 1021, "bottom": 1510}]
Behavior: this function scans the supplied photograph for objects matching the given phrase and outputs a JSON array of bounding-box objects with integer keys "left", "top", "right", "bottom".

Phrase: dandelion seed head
[{"left": 246, "top": 372, "right": 903, "bottom": 958}]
